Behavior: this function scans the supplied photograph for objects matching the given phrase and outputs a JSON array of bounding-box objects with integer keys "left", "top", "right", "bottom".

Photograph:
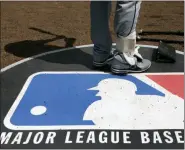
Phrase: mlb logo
[{"left": 4, "top": 72, "right": 184, "bottom": 130}]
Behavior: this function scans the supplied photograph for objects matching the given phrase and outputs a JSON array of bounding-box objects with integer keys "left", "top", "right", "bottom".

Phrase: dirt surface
[{"left": 1, "top": 1, "right": 184, "bottom": 69}]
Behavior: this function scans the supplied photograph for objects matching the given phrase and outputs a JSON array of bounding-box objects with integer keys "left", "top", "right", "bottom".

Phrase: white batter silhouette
[{"left": 83, "top": 78, "right": 184, "bottom": 129}]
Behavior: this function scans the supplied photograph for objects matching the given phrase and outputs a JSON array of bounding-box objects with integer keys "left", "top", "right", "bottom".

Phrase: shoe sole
[{"left": 111, "top": 63, "right": 151, "bottom": 74}]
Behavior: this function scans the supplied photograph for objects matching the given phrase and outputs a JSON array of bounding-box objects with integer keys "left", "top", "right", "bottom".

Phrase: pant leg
[
  {"left": 114, "top": 1, "right": 141, "bottom": 37},
  {"left": 114, "top": 1, "right": 141, "bottom": 54},
  {"left": 90, "top": 1, "right": 112, "bottom": 61}
]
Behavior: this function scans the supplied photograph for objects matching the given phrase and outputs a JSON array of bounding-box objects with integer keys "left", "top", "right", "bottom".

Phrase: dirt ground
[{"left": 1, "top": 1, "right": 184, "bottom": 69}]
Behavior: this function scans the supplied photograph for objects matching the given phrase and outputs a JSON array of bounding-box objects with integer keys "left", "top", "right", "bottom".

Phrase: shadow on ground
[
  {"left": 4, "top": 27, "right": 108, "bottom": 71},
  {"left": 5, "top": 27, "right": 77, "bottom": 58}
]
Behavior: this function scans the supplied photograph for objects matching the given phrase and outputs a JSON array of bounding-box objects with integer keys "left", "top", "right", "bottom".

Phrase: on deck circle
[{"left": 1, "top": 44, "right": 184, "bottom": 149}]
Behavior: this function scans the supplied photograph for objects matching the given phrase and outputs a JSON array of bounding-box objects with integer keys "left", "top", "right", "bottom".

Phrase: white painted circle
[
  {"left": 30, "top": 106, "right": 47, "bottom": 115},
  {"left": 1, "top": 44, "right": 183, "bottom": 73}
]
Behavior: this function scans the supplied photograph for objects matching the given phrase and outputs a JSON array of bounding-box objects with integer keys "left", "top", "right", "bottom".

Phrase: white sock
[
  {"left": 116, "top": 31, "right": 136, "bottom": 56},
  {"left": 116, "top": 31, "right": 137, "bottom": 65}
]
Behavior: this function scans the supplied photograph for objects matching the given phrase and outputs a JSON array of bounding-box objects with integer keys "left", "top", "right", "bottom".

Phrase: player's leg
[
  {"left": 111, "top": 1, "right": 151, "bottom": 74},
  {"left": 90, "top": 1, "right": 113, "bottom": 67}
]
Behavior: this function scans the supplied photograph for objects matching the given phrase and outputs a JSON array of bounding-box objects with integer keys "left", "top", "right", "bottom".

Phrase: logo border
[{"left": 3, "top": 71, "right": 184, "bottom": 130}]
